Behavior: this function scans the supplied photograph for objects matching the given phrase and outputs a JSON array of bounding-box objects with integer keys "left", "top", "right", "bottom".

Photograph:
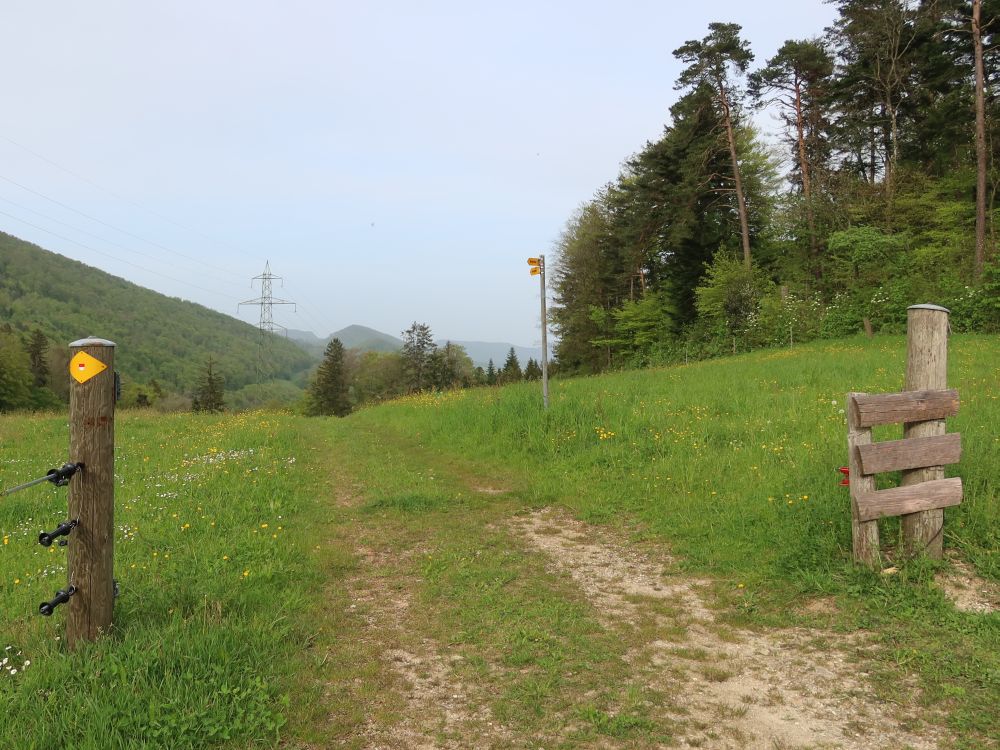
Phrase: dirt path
[
  {"left": 510, "top": 507, "right": 947, "bottom": 750},
  {"left": 348, "top": 541, "right": 513, "bottom": 750},
  {"left": 314, "top": 441, "right": 964, "bottom": 749}
]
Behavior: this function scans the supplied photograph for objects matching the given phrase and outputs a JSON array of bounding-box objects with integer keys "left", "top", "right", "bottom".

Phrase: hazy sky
[{"left": 0, "top": 1, "right": 837, "bottom": 346}]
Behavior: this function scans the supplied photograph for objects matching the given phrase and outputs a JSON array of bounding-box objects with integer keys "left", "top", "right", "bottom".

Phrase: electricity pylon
[{"left": 239, "top": 261, "right": 296, "bottom": 383}]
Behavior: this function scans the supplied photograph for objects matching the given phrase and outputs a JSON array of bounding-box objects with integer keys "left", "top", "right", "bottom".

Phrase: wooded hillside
[
  {"left": 0, "top": 232, "right": 315, "bottom": 407},
  {"left": 553, "top": 0, "right": 1000, "bottom": 373}
]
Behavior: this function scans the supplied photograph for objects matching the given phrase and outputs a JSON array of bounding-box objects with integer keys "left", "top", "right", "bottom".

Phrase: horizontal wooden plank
[
  {"left": 857, "top": 433, "right": 962, "bottom": 475},
  {"left": 850, "top": 389, "right": 959, "bottom": 428},
  {"left": 855, "top": 478, "right": 963, "bottom": 522}
]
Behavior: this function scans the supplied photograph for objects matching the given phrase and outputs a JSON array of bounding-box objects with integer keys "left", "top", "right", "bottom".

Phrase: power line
[
  {"left": 0, "top": 208, "right": 243, "bottom": 304},
  {"left": 0, "top": 133, "right": 261, "bottom": 270},
  {"left": 0, "top": 172, "right": 247, "bottom": 280},
  {"left": 0, "top": 194, "right": 247, "bottom": 294},
  {"left": 0, "top": 137, "right": 342, "bottom": 337}
]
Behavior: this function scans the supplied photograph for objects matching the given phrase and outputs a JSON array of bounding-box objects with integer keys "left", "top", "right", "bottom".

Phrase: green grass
[
  {"left": 0, "top": 411, "right": 337, "bottom": 749},
  {"left": 1, "top": 333, "right": 998, "bottom": 747},
  {"left": 334, "top": 333, "right": 1000, "bottom": 745},
  {"left": 347, "top": 334, "right": 1000, "bottom": 585}
]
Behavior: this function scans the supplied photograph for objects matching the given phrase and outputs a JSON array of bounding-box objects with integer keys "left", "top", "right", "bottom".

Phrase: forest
[{"left": 552, "top": 0, "right": 1000, "bottom": 372}]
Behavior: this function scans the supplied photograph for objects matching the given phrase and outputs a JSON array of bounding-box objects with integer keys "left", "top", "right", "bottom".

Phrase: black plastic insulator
[
  {"left": 45, "top": 463, "right": 83, "bottom": 487},
  {"left": 39, "top": 519, "right": 78, "bottom": 547},
  {"left": 38, "top": 585, "right": 76, "bottom": 616}
]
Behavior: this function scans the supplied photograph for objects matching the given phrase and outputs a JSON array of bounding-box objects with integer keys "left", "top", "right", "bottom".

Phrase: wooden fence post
[
  {"left": 66, "top": 337, "right": 116, "bottom": 649},
  {"left": 901, "top": 305, "right": 949, "bottom": 559},
  {"left": 848, "top": 392, "right": 880, "bottom": 566}
]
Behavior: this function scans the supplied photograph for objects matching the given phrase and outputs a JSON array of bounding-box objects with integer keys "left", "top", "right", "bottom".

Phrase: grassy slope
[
  {"left": 349, "top": 334, "right": 999, "bottom": 583},
  {"left": 0, "top": 334, "right": 996, "bottom": 748},
  {"left": 335, "top": 333, "right": 999, "bottom": 742}
]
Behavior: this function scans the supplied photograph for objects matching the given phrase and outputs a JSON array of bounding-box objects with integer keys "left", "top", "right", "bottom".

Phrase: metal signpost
[{"left": 528, "top": 256, "right": 549, "bottom": 409}]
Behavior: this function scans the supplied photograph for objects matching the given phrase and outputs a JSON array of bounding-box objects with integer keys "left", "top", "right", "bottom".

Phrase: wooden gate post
[
  {"left": 66, "top": 337, "right": 116, "bottom": 649},
  {"left": 847, "top": 393, "right": 880, "bottom": 566},
  {"left": 901, "top": 305, "right": 949, "bottom": 559}
]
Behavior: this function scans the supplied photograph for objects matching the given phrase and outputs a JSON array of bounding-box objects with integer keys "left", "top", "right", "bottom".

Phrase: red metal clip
[{"left": 838, "top": 466, "right": 850, "bottom": 486}]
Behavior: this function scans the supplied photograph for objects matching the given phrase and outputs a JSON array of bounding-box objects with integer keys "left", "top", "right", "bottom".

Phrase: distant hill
[
  {"left": 0, "top": 232, "right": 315, "bottom": 392},
  {"left": 288, "top": 325, "right": 403, "bottom": 356},
  {"left": 332, "top": 325, "right": 403, "bottom": 352},
  {"left": 441, "top": 340, "right": 544, "bottom": 369},
  {"left": 286, "top": 329, "right": 328, "bottom": 358}
]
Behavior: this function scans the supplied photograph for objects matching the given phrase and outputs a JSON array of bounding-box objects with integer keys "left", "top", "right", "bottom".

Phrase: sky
[{"left": 0, "top": 1, "right": 838, "bottom": 348}]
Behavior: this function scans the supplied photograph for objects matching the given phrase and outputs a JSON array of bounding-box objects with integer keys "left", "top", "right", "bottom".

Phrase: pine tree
[
  {"left": 25, "top": 329, "right": 49, "bottom": 387},
  {"left": 751, "top": 39, "right": 835, "bottom": 276},
  {"left": 192, "top": 357, "right": 225, "bottom": 413},
  {"left": 500, "top": 347, "right": 522, "bottom": 382},
  {"left": 0, "top": 332, "right": 33, "bottom": 411},
  {"left": 485, "top": 359, "right": 497, "bottom": 385},
  {"left": 401, "top": 322, "right": 436, "bottom": 392},
  {"left": 308, "top": 338, "right": 351, "bottom": 416},
  {"left": 523, "top": 358, "right": 542, "bottom": 380},
  {"left": 674, "top": 22, "right": 755, "bottom": 267}
]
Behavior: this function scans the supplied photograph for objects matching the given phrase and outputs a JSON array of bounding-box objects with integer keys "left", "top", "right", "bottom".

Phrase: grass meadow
[
  {"left": 0, "top": 412, "right": 339, "bottom": 748},
  {"left": 0, "top": 333, "right": 997, "bottom": 747}
]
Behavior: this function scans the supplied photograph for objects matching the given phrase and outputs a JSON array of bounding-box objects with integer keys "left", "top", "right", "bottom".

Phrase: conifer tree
[
  {"left": 674, "top": 22, "right": 755, "bottom": 267},
  {"left": 501, "top": 347, "right": 522, "bottom": 382},
  {"left": 485, "top": 359, "right": 497, "bottom": 385},
  {"left": 0, "top": 332, "right": 33, "bottom": 411},
  {"left": 524, "top": 358, "right": 542, "bottom": 380},
  {"left": 192, "top": 357, "right": 225, "bottom": 413},
  {"left": 25, "top": 329, "right": 49, "bottom": 387},
  {"left": 401, "top": 322, "right": 436, "bottom": 392},
  {"left": 307, "top": 338, "right": 351, "bottom": 416}
]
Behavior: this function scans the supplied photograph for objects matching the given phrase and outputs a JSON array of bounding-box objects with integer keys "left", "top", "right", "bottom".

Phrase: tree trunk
[
  {"left": 793, "top": 75, "right": 819, "bottom": 278},
  {"left": 719, "top": 81, "right": 752, "bottom": 268},
  {"left": 974, "top": 0, "right": 988, "bottom": 278},
  {"left": 869, "top": 123, "right": 878, "bottom": 185}
]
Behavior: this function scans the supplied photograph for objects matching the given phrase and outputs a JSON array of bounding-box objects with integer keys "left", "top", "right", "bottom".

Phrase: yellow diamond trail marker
[{"left": 69, "top": 351, "right": 107, "bottom": 384}]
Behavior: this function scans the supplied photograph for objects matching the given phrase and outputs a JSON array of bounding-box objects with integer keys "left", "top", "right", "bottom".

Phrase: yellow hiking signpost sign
[{"left": 69, "top": 351, "right": 107, "bottom": 384}]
